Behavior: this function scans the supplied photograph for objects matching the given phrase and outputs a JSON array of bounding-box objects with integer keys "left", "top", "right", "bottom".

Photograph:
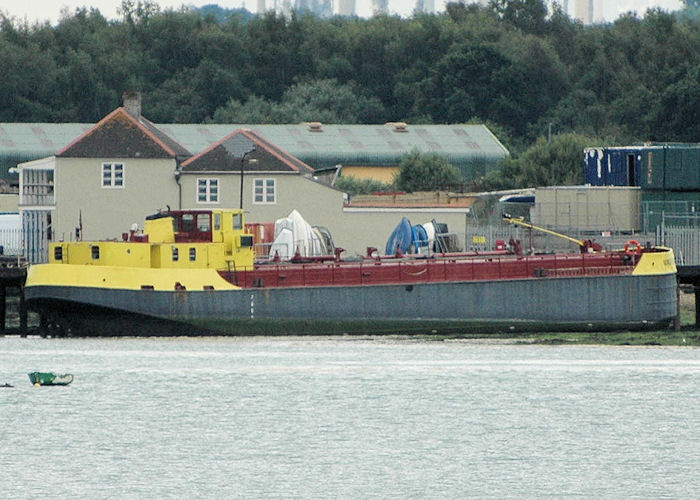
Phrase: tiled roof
[
  {"left": 56, "top": 108, "right": 191, "bottom": 159},
  {"left": 181, "top": 129, "right": 314, "bottom": 174}
]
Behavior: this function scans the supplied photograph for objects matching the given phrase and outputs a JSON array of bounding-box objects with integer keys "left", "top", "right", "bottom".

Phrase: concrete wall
[
  {"left": 336, "top": 210, "right": 467, "bottom": 256},
  {"left": 0, "top": 193, "right": 18, "bottom": 212},
  {"left": 54, "top": 157, "right": 179, "bottom": 241}
]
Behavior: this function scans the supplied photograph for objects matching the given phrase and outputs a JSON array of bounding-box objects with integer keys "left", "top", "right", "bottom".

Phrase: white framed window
[
  {"left": 102, "top": 162, "right": 124, "bottom": 188},
  {"left": 253, "top": 178, "right": 276, "bottom": 204},
  {"left": 197, "top": 178, "right": 219, "bottom": 203}
]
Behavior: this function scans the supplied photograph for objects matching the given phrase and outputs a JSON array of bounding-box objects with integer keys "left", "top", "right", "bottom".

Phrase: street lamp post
[{"left": 239, "top": 149, "right": 256, "bottom": 210}]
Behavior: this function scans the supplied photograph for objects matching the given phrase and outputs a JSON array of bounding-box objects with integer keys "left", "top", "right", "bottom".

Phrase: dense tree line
[{"left": 1, "top": 0, "right": 698, "bottom": 189}]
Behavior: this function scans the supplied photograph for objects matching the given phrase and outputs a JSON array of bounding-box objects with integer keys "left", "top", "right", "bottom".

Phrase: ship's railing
[{"left": 237, "top": 253, "right": 630, "bottom": 288}]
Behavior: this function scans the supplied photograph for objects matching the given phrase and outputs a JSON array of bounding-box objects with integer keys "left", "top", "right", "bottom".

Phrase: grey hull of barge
[{"left": 26, "top": 273, "right": 678, "bottom": 336}]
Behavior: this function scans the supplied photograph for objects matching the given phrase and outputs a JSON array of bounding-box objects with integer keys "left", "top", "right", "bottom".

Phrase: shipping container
[
  {"left": 584, "top": 147, "right": 644, "bottom": 187},
  {"left": 641, "top": 190, "right": 700, "bottom": 231},
  {"left": 531, "top": 186, "right": 641, "bottom": 232},
  {"left": 585, "top": 144, "right": 700, "bottom": 191}
]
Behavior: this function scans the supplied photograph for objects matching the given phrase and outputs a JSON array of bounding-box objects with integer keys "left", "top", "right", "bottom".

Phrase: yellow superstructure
[
  {"left": 48, "top": 209, "right": 255, "bottom": 271},
  {"left": 26, "top": 209, "right": 256, "bottom": 291}
]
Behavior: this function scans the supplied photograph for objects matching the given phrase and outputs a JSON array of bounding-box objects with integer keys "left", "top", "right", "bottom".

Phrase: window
[
  {"left": 189, "top": 248, "right": 197, "bottom": 261},
  {"left": 181, "top": 214, "right": 194, "bottom": 233},
  {"left": 196, "top": 213, "right": 210, "bottom": 232},
  {"left": 102, "top": 163, "right": 124, "bottom": 188},
  {"left": 253, "top": 178, "right": 276, "bottom": 204},
  {"left": 197, "top": 178, "right": 219, "bottom": 203}
]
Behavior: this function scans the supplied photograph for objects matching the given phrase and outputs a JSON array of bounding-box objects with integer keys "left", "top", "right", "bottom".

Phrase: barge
[{"left": 25, "top": 209, "right": 678, "bottom": 336}]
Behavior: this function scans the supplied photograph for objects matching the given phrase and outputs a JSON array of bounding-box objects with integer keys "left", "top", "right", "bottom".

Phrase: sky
[{"left": 0, "top": 0, "right": 685, "bottom": 26}]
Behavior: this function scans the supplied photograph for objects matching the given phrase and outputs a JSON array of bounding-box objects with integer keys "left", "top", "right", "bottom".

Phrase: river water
[{"left": 1, "top": 336, "right": 699, "bottom": 499}]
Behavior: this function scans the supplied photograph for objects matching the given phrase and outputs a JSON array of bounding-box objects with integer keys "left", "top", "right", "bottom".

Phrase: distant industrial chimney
[
  {"left": 338, "top": 0, "right": 355, "bottom": 16},
  {"left": 123, "top": 91, "right": 142, "bottom": 117}
]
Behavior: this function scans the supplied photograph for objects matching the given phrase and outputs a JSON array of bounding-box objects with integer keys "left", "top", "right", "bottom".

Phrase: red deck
[{"left": 223, "top": 252, "right": 635, "bottom": 289}]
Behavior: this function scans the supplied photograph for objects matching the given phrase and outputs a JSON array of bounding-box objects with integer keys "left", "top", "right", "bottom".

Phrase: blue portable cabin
[{"left": 584, "top": 147, "right": 644, "bottom": 187}]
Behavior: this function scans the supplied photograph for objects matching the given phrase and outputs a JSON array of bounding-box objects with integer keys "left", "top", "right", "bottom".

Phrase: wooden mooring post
[{"left": 0, "top": 258, "right": 28, "bottom": 336}]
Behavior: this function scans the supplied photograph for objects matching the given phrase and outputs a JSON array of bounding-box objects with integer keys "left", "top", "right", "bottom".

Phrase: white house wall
[
  {"left": 181, "top": 173, "right": 466, "bottom": 257},
  {"left": 180, "top": 172, "right": 344, "bottom": 222},
  {"left": 54, "top": 157, "right": 178, "bottom": 241}
]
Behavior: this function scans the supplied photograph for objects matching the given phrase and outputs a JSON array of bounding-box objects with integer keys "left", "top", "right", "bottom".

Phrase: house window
[
  {"left": 102, "top": 163, "right": 124, "bottom": 188},
  {"left": 197, "top": 178, "right": 219, "bottom": 203},
  {"left": 253, "top": 178, "right": 276, "bottom": 204}
]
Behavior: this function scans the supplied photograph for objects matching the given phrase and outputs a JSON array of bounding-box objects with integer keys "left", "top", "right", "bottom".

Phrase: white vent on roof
[
  {"left": 386, "top": 122, "right": 408, "bottom": 132},
  {"left": 304, "top": 122, "right": 323, "bottom": 132}
]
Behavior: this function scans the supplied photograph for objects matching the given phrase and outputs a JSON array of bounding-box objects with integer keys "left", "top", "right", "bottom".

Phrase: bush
[{"left": 394, "top": 151, "right": 462, "bottom": 192}]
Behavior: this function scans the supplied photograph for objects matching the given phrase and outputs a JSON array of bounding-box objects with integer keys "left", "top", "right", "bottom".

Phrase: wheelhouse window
[
  {"left": 102, "top": 163, "right": 124, "bottom": 188},
  {"left": 197, "top": 178, "right": 219, "bottom": 203},
  {"left": 253, "top": 178, "right": 276, "bottom": 204},
  {"left": 196, "top": 213, "right": 210, "bottom": 232}
]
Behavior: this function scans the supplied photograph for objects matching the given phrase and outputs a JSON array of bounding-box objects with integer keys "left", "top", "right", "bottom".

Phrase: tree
[
  {"left": 489, "top": 0, "right": 547, "bottom": 35},
  {"left": 394, "top": 151, "right": 462, "bottom": 192},
  {"left": 511, "top": 133, "right": 596, "bottom": 188},
  {"left": 334, "top": 176, "right": 392, "bottom": 195},
  {"left": 211, "top": 79, "right": 385, "bottom": 124}
]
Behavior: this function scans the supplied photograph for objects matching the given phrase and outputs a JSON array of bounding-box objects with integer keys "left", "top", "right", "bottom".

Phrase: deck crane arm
[{"left": 502, "top": 214, "right": 602, "bottom": 253}]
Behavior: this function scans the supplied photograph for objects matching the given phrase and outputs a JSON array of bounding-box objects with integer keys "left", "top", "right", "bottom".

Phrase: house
[
  {"left": 18, "top": 94, "right": 478, "bottom": 262},
  {"left": 178, "top": 128, "right": 346, "bottom": 229},
  {"left": 19, "top": 93, "right": 190, "bottom": 262}
]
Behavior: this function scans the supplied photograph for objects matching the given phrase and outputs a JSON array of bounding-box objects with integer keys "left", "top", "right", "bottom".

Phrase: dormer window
[{"left": 102, "top": 163, "right": 124, "bottom": 188}]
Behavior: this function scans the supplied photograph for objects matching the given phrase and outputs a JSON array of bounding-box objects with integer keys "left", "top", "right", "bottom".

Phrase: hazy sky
[{"left": 0, "top": 0, "right": 685, "bottom": 26}]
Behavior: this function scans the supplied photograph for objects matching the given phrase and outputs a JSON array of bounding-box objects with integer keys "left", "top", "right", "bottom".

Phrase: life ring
[{"left": 624, "top": 239, "right": 642, "bottom": 256}]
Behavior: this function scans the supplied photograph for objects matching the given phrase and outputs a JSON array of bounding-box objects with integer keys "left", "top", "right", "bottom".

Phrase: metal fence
[
  {"left": 0, "top": 228, "right": 22, "bottom": 256},
  {"left": 642, "top": 201, "right": 699, "bottom": 233},
  {"left": 464, "top": 224, "right": 652, "bottom": 254},
  {"left": 657, "top": 215, "right": 700, "bottom": 265}
]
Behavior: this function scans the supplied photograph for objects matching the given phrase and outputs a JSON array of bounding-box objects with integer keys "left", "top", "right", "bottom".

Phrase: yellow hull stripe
[{"left": 26, "top": 264, "right": 241, "bottom": 291}]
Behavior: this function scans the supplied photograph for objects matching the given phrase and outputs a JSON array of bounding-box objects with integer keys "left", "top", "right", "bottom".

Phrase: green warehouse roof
[{"left": 0, "top": 122, "right": 509, "bottom": 181}]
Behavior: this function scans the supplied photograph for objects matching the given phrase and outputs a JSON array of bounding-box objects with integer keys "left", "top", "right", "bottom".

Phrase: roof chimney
[{"left": 123, "top": 91, "right": 142, "bottom": 117}]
